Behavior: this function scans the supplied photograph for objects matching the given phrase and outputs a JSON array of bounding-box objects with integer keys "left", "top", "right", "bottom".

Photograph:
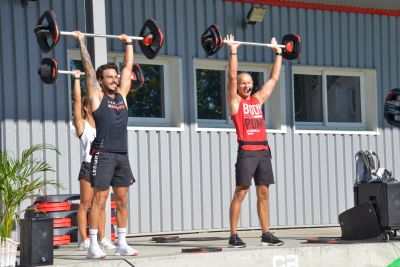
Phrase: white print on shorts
[{"left": 92, "top": 152, "right": 99, "bottom": 177}]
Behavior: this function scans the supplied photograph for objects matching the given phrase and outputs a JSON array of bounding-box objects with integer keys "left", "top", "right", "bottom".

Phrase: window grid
[
  {"left": 194, "top": 60, "right": 271, "bottom": 129},
  {"left": 293, "top": 67, "right": 366, "bottom": 130},
  {"left": 67, "top": 50, "right": 183, "bottom": 129}
]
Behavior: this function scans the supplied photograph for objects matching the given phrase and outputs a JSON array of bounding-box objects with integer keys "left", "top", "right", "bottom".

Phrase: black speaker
[
  {"left": 354, "top": 182, "right": 400, "bottom": 228},
  {"left": 338, "top": 202, "right": 382, "bottom": 240},
  {"left": 20, "top": 218, "right": 53, "bottom": 267}
]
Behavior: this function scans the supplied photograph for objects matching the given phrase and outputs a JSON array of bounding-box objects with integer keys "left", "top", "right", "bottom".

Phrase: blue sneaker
[
  {"left": 261, "top": 232, "right": 284, "bottom": 246},
  {"left": 228, "top": 234, "right": 246, "bottom": 248}
]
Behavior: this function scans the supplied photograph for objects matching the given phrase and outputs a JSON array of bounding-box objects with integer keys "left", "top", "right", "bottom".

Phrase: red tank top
[{"left": 231, "top": 96, "right": 268, "bottom": 151}]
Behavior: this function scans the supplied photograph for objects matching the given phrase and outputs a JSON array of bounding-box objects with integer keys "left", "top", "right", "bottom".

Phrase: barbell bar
[
  {"left": 34, "top": 10, "right": 163, "bottom": 59},
  {"left": 224, "top": 40, "right": 286, "bottom": 49},
  {"left": 58, "top": 31, "right": 149, "bottom": 43},
  {"left": 201, "top": 24, "right": 301, "bottom": 60}
]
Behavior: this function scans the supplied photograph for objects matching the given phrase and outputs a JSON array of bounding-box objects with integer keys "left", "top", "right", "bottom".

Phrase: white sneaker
[
  {"left": 99, "top": 238, "right": 116, "bottom": 250},
  {"left": 78, "top": 238, "right": 90, "bottom": 251},
  {"left": 114, "top": 244, "right": 139, "bottom": 256},
  {"left": 86, "top": 245, "right": 106, "bottom": 259}
]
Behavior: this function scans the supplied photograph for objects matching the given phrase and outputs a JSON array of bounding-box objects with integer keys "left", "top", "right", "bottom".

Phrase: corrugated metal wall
[{"left": 1, "top": 0, "right": 400, "bottom": 235}]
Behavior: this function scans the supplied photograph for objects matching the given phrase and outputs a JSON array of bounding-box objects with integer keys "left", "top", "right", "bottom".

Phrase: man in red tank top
[{"left": 225, "top": 34, "right": 284, "bottom": 248}]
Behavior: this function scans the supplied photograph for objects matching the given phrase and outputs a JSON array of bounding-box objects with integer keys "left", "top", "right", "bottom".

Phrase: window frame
[
  {"left": 195, "top": 60, "right": 229, "bottom": 126},
  {"left": 67, "top": 50, "right": 184, "bottom": 131},
  {"left": 194, "top": 58, "right": 286, "bottom": 133},
  {"left": 292, "top": 66, "right": 377, "bottom": 133}
]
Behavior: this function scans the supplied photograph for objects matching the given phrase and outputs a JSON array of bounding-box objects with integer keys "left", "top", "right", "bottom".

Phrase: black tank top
[{"left": 91, "top": 93, "right": 128, "bottom": 153}]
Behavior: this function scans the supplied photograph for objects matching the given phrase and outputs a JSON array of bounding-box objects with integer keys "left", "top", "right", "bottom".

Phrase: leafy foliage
[
  {"left": 196, "top": 69, "right": 226, "bottom": 119},
  {"left": 127, "top": 64, "right": 163, "bottom": 118},
  {"left": 0, "top": 144, "right": 60, "bottom": 241}
]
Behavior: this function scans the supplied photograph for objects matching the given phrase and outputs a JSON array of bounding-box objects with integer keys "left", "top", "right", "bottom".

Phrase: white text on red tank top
[{"left": 243, "top": 103, "right": 262, "bottom": 119}]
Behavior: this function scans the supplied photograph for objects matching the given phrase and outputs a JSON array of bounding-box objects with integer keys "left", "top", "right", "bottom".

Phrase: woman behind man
[{"left": 71, "top": 70, "right": 115, "bottom": 251}]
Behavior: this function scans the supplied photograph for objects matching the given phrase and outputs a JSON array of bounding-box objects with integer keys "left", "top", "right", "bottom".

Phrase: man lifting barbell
[
  {"left": 224, "top": 33, "right": 284, "bottom": 248},
  {"left": 34, "top": 9, "right": 157, "bottom": 259},
  {"left": 72, "top": 30, "right": 138, "bottom": 258}
]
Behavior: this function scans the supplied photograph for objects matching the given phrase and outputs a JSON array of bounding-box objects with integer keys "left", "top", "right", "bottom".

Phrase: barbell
[
  {"left": 34, "top": 10, "right": 164, "bottom": 59},
  {"left": 384, "top": 88, "right": 400, "bottom": 128},
  {"left": 38, "top": 57, "right": 144, "bottom": 91},
  {"left": 200, "top": 24, "right": 301, "bottom": 60}
]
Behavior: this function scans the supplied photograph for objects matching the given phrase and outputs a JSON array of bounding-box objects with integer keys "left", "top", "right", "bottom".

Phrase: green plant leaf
[{"left": 0, "top": 144, "right": 61, "bottom": 241}]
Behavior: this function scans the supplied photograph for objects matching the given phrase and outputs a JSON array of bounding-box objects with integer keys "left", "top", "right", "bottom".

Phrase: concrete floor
[{"left": 17, "top": 226, "right": 400, "bottom": 267}]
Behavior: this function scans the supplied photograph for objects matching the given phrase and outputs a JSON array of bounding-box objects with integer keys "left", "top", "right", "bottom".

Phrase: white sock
[
  {"left": 117, "top": 228, "right": 127, "bottom": 246},
  {"left": 89, "top": 229, "right": 99, "bottom": 247}
]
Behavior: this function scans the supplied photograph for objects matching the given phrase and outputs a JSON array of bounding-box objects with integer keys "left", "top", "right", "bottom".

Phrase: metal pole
[
  {"left": 60, "top": 31, "right": 144, "bottom": 41},
  {"left": 223, "top": 40, "right": 286, "bottom": 48},
  {"left": 58, "top": 70, "right": 121, "bottom": 78}
]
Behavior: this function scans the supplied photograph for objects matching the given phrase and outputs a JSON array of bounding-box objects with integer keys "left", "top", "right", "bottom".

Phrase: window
[
  {"left": 294, "top": 74, "right": 322, "bottom": 122},
  {"left": 194, "top": 59, "right": 286, "bottom": 131},
  {"left": 67, "top": 50, "right": 183, "bottom": 130},
  {"left": 116, "top": 55, "right": 182, "bottom": 129},
  {"left": 121, "top": 63, "right": 165, "bottom": 118},
  {"left": 196, "top": 69, "right": 226, "bottom": 120},
  {"left": 293, "top": 66, "right": 377, "bottom": 132}
]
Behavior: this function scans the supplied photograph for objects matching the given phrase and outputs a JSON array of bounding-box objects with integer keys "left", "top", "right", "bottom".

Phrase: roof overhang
[{"left": 225, "top": 0, "right": 400, "bottom": 16}]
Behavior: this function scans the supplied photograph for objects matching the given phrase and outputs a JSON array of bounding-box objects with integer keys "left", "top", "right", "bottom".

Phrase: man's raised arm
[
  {"left": 225, "top": 34, "right": 241, "bottom": 115},
  {"left": 74, "top": 31, "right": 101, "bottom": 112},
  {"left": 118, "top": 34, "right": 134, "bottom": 98},
  {"left": 254, "top": 37, "right": 282, "bottom": 104}
]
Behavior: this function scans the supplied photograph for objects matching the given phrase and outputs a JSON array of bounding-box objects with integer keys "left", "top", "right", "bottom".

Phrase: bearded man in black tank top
[{"left": 74, "top": 32, "right": 137, "bottom": 259}]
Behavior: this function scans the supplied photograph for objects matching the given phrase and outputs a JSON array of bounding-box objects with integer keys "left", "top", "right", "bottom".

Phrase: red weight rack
[{"left": 31, "top": 194, "right": 80, "bottom": 247}]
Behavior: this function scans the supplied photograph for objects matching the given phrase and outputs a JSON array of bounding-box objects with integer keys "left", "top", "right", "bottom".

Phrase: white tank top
[{"left": 79, "top": 121, "right": 96, "bottom": 163}]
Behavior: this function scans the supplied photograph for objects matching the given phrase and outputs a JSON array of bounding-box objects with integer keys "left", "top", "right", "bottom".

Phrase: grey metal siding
[{"left": 0, "top": 0, "right": 400, "bottom": 235}]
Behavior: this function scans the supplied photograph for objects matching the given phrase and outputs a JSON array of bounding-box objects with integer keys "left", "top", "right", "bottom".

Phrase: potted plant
[{"left": 0, "top": 144, "right": 60, "bottom": 266}]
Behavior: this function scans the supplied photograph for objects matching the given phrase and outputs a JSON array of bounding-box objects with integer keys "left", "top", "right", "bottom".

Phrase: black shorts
[
  {"left": 235, "top": 149, "right": 274, "bottom": 186},
  {"left": 90, "top": 151, "right": 135, "bottom": 189},
  {"left": 78, "top": 161, "right": 91, "bottom": 181}
]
